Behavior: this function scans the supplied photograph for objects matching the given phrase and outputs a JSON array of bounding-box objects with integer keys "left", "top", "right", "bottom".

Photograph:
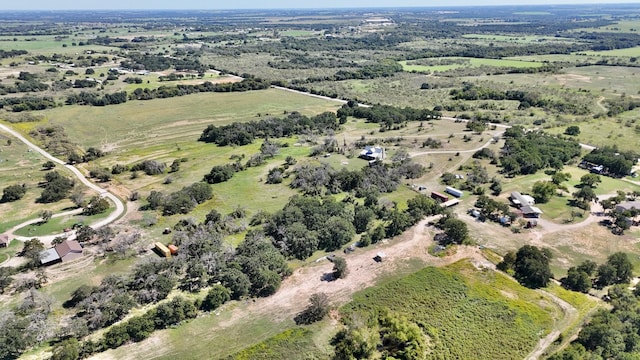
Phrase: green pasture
[
  {"left": 29, "top": 88, "right": 341, "bottom": 150},
  {"left": 13, "top": 206, "right": 115, "bottom": 237},
  {"left": 340, "top": 260, "right": 556, "bottom": 360},
  {"left": 582, "top": 46, "right": 640, "bottom": 57},
  {"left": 0, "top": 36, "right": 115, "bottom": 55},
  {"left": 572, "top": 19, "right": 640, "bottom": 33},
  {"left": 461, "top": 33, "right": 573, "bottom": 44},
  {"left": 545, "top": 115, "right": 640, "bottom": 152},
  {"left": 0, "top": 131, "right": 91, "bottom": 227}
]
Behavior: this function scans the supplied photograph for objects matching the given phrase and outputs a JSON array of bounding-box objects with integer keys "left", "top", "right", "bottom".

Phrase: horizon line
[{"left": 3, "top": 3, "right": 640, "bottom": 12}]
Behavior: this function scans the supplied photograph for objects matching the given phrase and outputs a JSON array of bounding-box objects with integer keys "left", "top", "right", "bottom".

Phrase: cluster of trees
[
  {"left": 331, "top": 310, "right": 427, "bottom": 360},
  {"left": 0, "top": 289, "right": 54, "bottom": 360},
  {"left": 130, "top": 160, "right": 166, "bottom": 176},
  {"left": 500, "top": 126, "right": 582, "bottom": 176},
  {"left": 65, "top": 91, "right": 128, "bottom": 106},
  {"left": 474, "top": 195, "right": 514, "bottom": 223},
  {"left": 38, "top": 171, "right": 74, "bottom": 203},
  {"left": 336, "top": 103, "right": 441, "bottom": 130},
  {"left": 0, "top": 95, "right": 57, "bottom": 112},
  {"left": 449, "top": 83, "right": 589, "bottom": 114},
  {"left": 290, "top": 158, "right": 424, "bottom": 197},
  {"left": 498, "top": 245, "right": 552, "bottom": 288},
  {"left": 121, "top": 53, "right": 207, "bottom": 72},
  {"left": 0, "top": 79, "right": 49, "bottom": 94},
  {"left": 0, "top": 49, "right": 28, "bottom": 59},
  {"left": 604, "top": 96, "right": 640, "bottom": 117},
  {"left": 199, "top": 111, "right": 338, "bottom": 146},
  {"left": 129, "top": 77, "right": 270, "bottom": 101},
  {"left": 583, "top": 146, "right": 638, "bottom": 177},
  {"left": 551, "top": 283, "right": 640, "bottom": 359},
  {"left": 561, "top": 252, "right": 633, "bottom": 293},
  {"left": 1, "top": 183, "right": 27, "bottom": 203},
  {"left": 146, "top": 182, "right": 212, "bottom": 216}
]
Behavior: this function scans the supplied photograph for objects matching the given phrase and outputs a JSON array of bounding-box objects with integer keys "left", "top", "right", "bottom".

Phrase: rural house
[
  {"left": 55, "top": 240, "right": 83, "bottom": 262},
  {"left": 510, "top": 192, "right": 535, "bottom": 207},
  {"left": 615, "top": 201, "right": 640, "bottom": 213},
  {"left": 39, "top": 239, "right": 84, "bottom": 266}
]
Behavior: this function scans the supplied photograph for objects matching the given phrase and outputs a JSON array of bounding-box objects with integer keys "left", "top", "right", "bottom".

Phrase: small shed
[
  {"left": 526, "top": 219, "right": 538, "bottom": 228},
  {"left": 154, "top": 242, "right": 171, "bottom": 258},
  {"left": 168, "top": 244, "right": 179, "bottom": 255},
  {"left": 0, "top": 234, "right": 9, "bottom": 248}
]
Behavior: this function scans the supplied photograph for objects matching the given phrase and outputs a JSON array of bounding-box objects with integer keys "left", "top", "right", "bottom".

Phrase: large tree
[{"left": 514, "top": 245, "right": 553, "bottom": 288}]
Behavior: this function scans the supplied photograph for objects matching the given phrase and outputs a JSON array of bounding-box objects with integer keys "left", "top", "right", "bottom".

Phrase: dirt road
[{"left": 0, "top": 124, "right": 126, "bottom": 246}]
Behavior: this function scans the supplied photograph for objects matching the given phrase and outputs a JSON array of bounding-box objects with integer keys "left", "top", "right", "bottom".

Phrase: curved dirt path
[
  {"left": 0, "top": 124, "right": 126, "bottom": 246},
  {"left": 525, "top": 289, "right": 578, "bottom": 360}
]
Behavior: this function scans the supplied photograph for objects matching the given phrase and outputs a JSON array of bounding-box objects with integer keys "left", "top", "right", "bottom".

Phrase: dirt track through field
[{"left": 91, "top": 217, "right": 492, "bottom": 360}]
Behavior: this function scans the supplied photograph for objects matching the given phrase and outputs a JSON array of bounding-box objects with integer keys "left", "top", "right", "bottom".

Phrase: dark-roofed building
[
  {"left": 55, "top": 240, "right": 83, "bottom": 262},
  {"left": 0, "top": 234, "right": 9, "bottom": 248},
  {"left": 521, "top": 205, "right": 544, "bottom": 218}
]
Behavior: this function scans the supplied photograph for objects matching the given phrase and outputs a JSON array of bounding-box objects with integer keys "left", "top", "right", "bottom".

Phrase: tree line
[
  {"left": 198, "top": 111, "right": 339, "bottom": 146},
  {"left": 336, "top": 102, "right": 441, "bottom": 130}
]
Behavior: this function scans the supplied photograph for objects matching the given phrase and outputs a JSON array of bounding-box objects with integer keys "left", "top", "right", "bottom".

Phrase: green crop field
[
  {"left": 582, "top": 46, "right": 640, "bottom": 57},
  {"left": 339, "top": 260, "right": 556, "bottom": 360}
]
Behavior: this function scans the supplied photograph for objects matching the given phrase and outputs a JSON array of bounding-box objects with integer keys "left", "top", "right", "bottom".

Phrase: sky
[{"left": 4, "top": 0, "right": 640, "bottom": 11}]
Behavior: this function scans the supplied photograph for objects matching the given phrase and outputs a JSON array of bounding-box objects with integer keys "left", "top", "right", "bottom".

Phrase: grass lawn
[
  {"left": 13, "top": 206, "right": 115, "bottom": 237},
  {"left": 340, "top": 260, "right": 556, "bottom": 360}
]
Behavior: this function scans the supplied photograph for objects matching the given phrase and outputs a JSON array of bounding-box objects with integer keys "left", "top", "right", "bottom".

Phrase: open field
[
  {"left": 461, "top": 33, "right": 575, "bottom": 44},
  {"left": 340, "top": 260, "right": 557, "bottom": 360},
  {"left": 13, "top": 205, "right": 114, "bottom": 237},
  {"left": 0, "top": 131, "right": 93, "bottom": 227},
  {"left": 2, "top": 6, "right": 640, "bottom": 360},
  {"left": 400, "top": 57, "right": 544, "bottom": 73},
  {"left": 26, "top": 88, "right": 341, "bottom": 150}
]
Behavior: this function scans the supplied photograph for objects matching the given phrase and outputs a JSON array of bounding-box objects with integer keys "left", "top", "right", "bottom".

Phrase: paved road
[{"left": 0, "top": 123, "right": 126, "bottom": 246}]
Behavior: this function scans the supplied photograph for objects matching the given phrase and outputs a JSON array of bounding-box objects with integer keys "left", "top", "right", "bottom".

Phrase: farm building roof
[
  {"left": 55, "top": 240, "right": 83, "bottom": 257},
  {"left": 616, "top": 201, "right": 640, "bottom": 211},
  {"left": 40, "top": 248, "right": 61, "bottom": 265},
  {"left": 521, "top": 205, "right": 543, "bottom": 215},
  {"left": 0, "top": 234, "right": 9, "bottom": 245}
]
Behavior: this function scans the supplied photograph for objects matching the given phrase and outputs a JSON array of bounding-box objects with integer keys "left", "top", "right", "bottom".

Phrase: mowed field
[{"left": 28, "top": 88, "right": 342, "bottom": 151}]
